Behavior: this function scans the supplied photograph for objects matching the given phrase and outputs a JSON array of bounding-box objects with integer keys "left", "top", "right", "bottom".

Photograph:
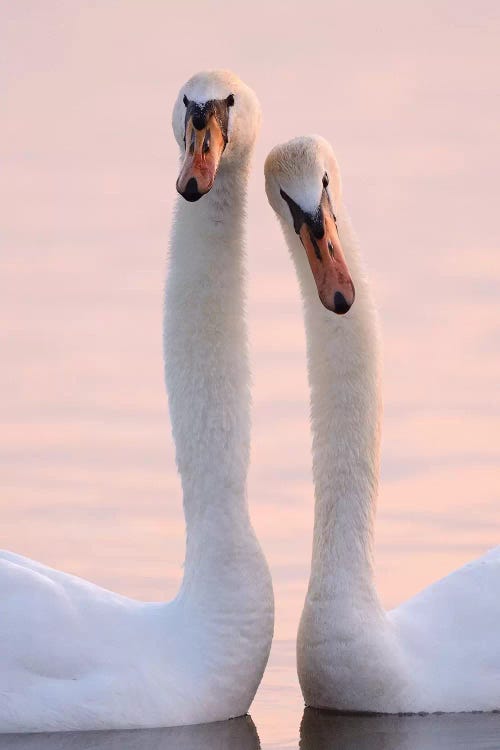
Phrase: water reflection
[
  {"left": 0, "top": 715, "right": 260, "bottom": 750},
  {"left": 300, "top": 707, "right": 500, "bottom": 750}
]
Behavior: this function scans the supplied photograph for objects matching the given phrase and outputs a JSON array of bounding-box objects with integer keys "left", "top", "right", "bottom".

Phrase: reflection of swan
[
  {"left": 0, "top": 715, "right": 260, "bottom": 750},
  {"left": 0, "top": 71, "right": 273, "bottom": 733},
  {"left": 265, "top": 135, "right": 500, "bottom": 713},
  {"left": 300, "top": 707, "right": 500, "bottom": 750}
]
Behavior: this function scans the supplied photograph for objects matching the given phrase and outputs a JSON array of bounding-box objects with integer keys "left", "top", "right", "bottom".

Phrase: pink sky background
[{"left": 1, "top": 2, "right": 499, "bottom": 745}]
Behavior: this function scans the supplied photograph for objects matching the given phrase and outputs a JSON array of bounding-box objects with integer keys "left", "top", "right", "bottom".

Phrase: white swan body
[
  {"left": 265, "top": 135, "right": 500, "bottom": 713},
  {"left": 0, "top": 70, "right": 273, "bottom": 733}
]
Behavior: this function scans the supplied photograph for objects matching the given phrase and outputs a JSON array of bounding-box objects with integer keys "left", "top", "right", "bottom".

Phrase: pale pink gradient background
[{"left": 1, "top": 2, "right": 499, "bottom": 747}]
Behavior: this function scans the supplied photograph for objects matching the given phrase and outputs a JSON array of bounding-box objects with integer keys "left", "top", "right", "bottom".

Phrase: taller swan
[
  {"left": 265, "top": 135, "right": 499, "bottom": 713},
  {"left": 0, "top": 70, "right": 273, "bottom": 733}
]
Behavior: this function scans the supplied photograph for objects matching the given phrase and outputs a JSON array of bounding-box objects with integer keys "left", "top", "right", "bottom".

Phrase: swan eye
[{"left": 322, "top": 172, "right": 329, "bottom": 189}]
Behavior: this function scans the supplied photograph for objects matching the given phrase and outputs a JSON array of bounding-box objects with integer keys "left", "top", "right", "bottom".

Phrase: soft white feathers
[
  {"left": 172, "top": 70, "right": 261, "bottom": 164},
  {"left": 265, "top": 135, "right": 500, "bottom": 713},
  {"left": 0, "top": 70, "right": 273, "bottom": 733}
]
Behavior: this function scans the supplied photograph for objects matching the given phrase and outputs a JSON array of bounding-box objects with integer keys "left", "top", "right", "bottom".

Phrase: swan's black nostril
[
  {"left": 182, "top": 177, "right": 202, "bottom": 202},
  {"left": 333, "top": 291, "right": 351, "bottom": 315}
]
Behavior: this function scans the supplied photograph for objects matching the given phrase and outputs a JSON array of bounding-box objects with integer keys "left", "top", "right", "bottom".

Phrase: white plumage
[
  {"left": 0, "top": 70, "right": 273, "bottom": 733},
  {"left": 265, "top": 135, "right": 500, "bottom": 713}
]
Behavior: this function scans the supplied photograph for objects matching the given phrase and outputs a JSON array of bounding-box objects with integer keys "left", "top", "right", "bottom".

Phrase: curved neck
[
  {"left": 164, "top": 162, "right": 253, "bottom": 582},
  {"left": 285, "top": 205, "right": 383, "bottom": 602}
]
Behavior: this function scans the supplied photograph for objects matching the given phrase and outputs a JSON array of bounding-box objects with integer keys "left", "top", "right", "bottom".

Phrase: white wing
[{"left": 390, "top": 546, "right": 500, "bottom": 711}]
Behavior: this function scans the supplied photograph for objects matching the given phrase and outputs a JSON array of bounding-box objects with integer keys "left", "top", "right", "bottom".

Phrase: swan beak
[
  {"left": 298, "top": 203, "right": 355, "bottom": 314},
  {"left": 176, "top": 115, "right": 226, "bottom": 202}
]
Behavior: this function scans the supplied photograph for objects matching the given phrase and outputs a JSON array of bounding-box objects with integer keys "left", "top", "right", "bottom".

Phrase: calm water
[
  {"left": 1, "top": 2, "right": 499, "bottom": 748},
  {"left": 1, "top": 712, "right": 500, "bottom": 749}
]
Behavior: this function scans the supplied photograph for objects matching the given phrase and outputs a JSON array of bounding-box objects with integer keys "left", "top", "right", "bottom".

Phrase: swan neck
[
  {"left": 164, "top": 164, "right": 252, "bottom": 542},
  {"left": 289, "top": 204, "right": 383, "bottom": 596}
]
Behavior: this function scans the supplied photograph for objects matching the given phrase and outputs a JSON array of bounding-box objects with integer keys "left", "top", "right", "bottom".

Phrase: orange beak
[
  {"left": 299, "top": 203, "right": 355, "bottom": 314},
  {"left": 176, "top": 114, "right": 226, "bottom": 202},
  {"left": 280, "top": 186, "right": 355, "bottom": 314}
]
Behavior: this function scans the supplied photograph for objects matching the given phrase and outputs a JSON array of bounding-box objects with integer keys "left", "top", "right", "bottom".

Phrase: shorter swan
[
  {"left": 265, "top": 135, "right": 500, "bottom": 713},
  {"left": 0, "top": 71, "right": 273, "bottom": 733}
]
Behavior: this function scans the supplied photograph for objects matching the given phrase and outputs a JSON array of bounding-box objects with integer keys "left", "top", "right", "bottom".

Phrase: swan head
[
  {"left": 172, "top": 70, "right": 261, "bottom": 202},
  {"left": 265, "top": 135, "right": 355, "bottom": 314}
]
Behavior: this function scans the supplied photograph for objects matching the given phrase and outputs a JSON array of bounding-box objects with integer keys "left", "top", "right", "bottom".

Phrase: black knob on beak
[
  {"left": 182, "top": 177, "right": 202, "bottom": 202},
  {"left": 333, "top": 291, "right": 352, "bottom": 315}
]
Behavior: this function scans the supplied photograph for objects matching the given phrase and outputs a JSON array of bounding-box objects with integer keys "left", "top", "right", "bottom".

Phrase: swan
[
  {"left": 0, "top": 715, "right": 260, "bottom": 750},
  {"left": 0, "top": 70, "right": 273, "bottom": 733},
  {"left": 264, "top": 135, "right": 500, "bottom": 713}
]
